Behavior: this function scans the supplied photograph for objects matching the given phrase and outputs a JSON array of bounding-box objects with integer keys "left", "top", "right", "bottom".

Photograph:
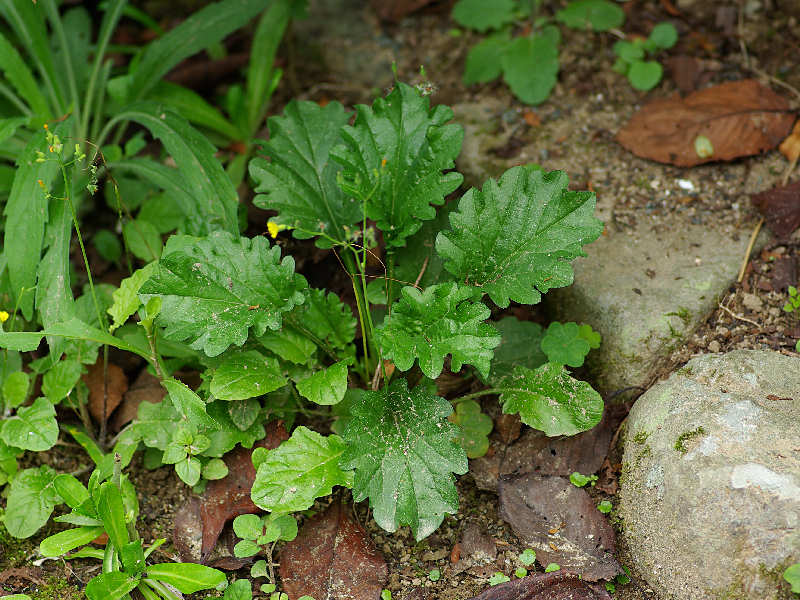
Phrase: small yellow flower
[
  {"left": 0, "top": 311, "right": 9, "bottom": 323},
  {"left": 37, "top": 179, "right": 45, "bottom": 189},
  {"left": 380, "top": 157, "right": 387, "bottom": 168},
  {"left": 43, "top": 123, "right": 48, "bottom": 130},
  {"left": 267, "top": 221, "right": 287, "bottom": 239}
]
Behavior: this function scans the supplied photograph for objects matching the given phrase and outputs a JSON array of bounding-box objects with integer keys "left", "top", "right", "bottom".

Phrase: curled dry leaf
[
  {"left": 83, "top": 358, "right": 128, "bottom": 424},
  {"left": 616, "top": 79, "right": 795, "bottom": 166},
  {"left": 279, "top": 499, "right": 387, "bottom": 600},
  {"left": 468, "top": 570, "right": 612, "bottom": 600},
  {"left": 751, "top": 181, "right": 800, "bottom": 239},
  {"left": 498, "top": 474, "right": 621, "bottom": 581},
  {"left": 172, "top": 420, "right": 288, "bottom": 563}
]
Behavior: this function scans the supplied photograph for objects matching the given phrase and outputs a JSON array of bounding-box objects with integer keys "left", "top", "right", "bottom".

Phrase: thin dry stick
[
  {"left": 413, "top": 256, "right": 429, "bottom": 288},
  {"left": 737, "top": 217, "right": 764, "bottom": 283},
  {"left": 783, "top": 154, "right": 798, "bottom": 186},
  {"left": 718, "top": 302, "right": 760, "bottom": 328}
]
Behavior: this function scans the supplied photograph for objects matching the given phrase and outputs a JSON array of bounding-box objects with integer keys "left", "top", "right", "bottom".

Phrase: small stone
[
  {"left": 708, "top": 340, "right": 721, "bottom": 352},
  {"left": 742, "top": 292, "right": 763, "bottom": 312}
]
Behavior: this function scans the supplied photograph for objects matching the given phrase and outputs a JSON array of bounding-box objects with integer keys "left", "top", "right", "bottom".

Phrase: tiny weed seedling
[
  {"left": 545, "top": 563, "right": 561, "bottom": 573},
  {"left": 489, "top": 571, "right": 512, "bottom": 585},
  {"left": 232, "top": 512, "right": 298, "bottom": 586},
  {"left": 570, "top": 471, "right": 598, "bottom": 487},
  {"left": 453, "top": 0, "right": 625, "bottom": 104},
  {"left": 515, "top": 567, "right": 528, "bottom": 578},
  {"left": 429, "top": 568, "right": 441, "bottom": 581},
  {"left": 783, "top": 286, "right": 800, "bottom": 351},
  {"left": 597, "top": 499, "right": 613, "bottom": 513},
  {"left": 519, "top": 548, "right": 537, "bottom": 566},
  {"left": 612, "top": 22, "right": 679, "bottom": 91}
]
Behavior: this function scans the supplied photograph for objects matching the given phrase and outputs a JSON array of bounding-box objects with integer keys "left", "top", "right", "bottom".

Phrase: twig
[
  {"left": 737, "top": 217, "right": 763, "bottom": 283},
  {"left": 783, "top": 154, "right": 798, "bottom": 186},
  {"left": 718, "top": 302, "right": 760, "bottom": 328},
  {"left": 413, "top": 256, "right": 429, "bottom": 288}
]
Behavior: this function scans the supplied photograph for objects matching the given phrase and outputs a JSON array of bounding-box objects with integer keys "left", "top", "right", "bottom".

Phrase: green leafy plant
[
  {"left": 597, "top": 499, "right": 613, "bottom": 513},
  {"left": 570, "top": 471, "right": 598, "bottom": 487},
  {"left": 37, "top": 458, "right": 226, "bottom": 600},
  {"left": 545, "top": 562, "right": 561, "bottom": 572},
  {"left": 489, "top": 571, "right": 511, "bottom": 585},
  {"left": 454, "top": 0, "right": 624, "bottom": 104},
  {"left": 519, "top": 548, "right": 536, "bottom": 566},
  {"left": 515, "top": 567, "right": 528, "bottom": 578},
  {"left": 612, "top": 22, "right": 678, "bottom": 91},
  {"left": 784, "top": 563, "right": 800, "bottom": 594},
  {"left": 232, "top": 512, "right": 298, "bottom": 589}
]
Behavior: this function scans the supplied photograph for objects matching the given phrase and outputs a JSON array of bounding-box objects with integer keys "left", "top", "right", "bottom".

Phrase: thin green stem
[
  {"left": 142, "top": 579, "right": 182, "bottom": 600},
  {"left": 452, "top": 387, "right": 518, "bottom": 404}
]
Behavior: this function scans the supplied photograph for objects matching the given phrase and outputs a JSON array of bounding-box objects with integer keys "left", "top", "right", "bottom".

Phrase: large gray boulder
[
  {"left": 546, "top": 216, "right": 769, "bottom": 395},
  {"left": 618, "top": 350, "right": 800, "bottom": 600}
]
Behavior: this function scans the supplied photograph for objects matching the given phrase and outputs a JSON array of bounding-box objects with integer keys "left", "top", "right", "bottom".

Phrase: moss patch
[{"left": 674, "top": 426, "right": 706, "bottom": 454}]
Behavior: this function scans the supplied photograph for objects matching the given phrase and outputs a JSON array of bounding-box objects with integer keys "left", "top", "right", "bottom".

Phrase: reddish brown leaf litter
[
  {"left": 616, "top": 79, "right": 795, "bottom": 167},
  {"left": 369, "top": 0, "right": 436, "bottom": 22},
  {"left": 172, "top": 421, "right": 288, "bottom": 563},
  {"left": 779, "top": 119, "right": 800, "bottom": 162},
  {"left": 109, "top": 370, "right": 165, "bottom": 431},
  {"left": 173, "top": 496, "right": 251, "bottom": 569},
  {"left": 279, "top": 499, "right": 387, "bottom": 600},
  {"left": 468, "top": 570, "right": 612, "bottom": 600},
  {"left": 498, "top": 474, "right": 621, "bottom": 581},
  {"left": 83, "top": 358, "right": 128, "bottom": 424},
  {"left": 751, "top": 181, "right": 800, "bottom": 239}
]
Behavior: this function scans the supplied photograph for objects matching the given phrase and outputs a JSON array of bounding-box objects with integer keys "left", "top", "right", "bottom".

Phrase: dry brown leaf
[
  {"left": 779, "top": 119, "right": 800, "bottom": 162},
  {"left": 498, "top": 474, "right": 621, "bottom": 581},
  {"left": 109, "top": 370, "right": 165, "bottom": 431},
  {"left": 616, "top": 79, "right": 795, "bottom": 166},
  {"left": 83, "top": 358, "right": 128, "bottom": 424},
  {"left": 172, "top": 421, "right": 288, "bottom": 563},
  {"left": 280, "top": 500, "right": 387, "bottom": 600},
  {"left": 468, "top": 570, "right": 612, "bottom": 599},
  {"left": 751, "top": 181, "right": 800, "bottom": 239}
]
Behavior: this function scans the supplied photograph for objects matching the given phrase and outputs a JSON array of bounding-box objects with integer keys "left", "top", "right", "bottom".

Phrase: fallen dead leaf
[
  {"left": 616, "top": 79, "right": 795, "bottom": 167},
  {"left": 83, "top": 358, "right": 128, "bottom": 424},
  {"left": 779, "top": 119, "right": 800, "bottom": 161},
  {"left": 751, "top": 181, "right": 800, "bottom": 238},
  {"left": 173, "top": 421, "right": 288, "bottom": 563},
  {"left": 280, "top": 499, "right": 387, "bottom": 600},
  {"left": 172, "top": 496, "right": 252, "bottom": 569},
  {"left": 109, "top": 369, "right": 165, "bottom": 431},
  {"left": 498, "top": 474, "right": 621, "bottom": 581},
  {"left": 468, "top": 570, "right": 612, "bottom": 599}
]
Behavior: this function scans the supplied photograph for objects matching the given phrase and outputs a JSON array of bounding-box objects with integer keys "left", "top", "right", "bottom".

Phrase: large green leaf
[
  {"left": 251, "top": 426, "right": 352, "bottom": 515},
  {"left": 499, "top": 363, "right": 603, "bottom": 436},
  {"left": 250, "top": 100, "right": 360, "bottom": 247},
  {"left": 451, "top": 0, "right": 516, "bottom": 32},
  {"left": 289, "top": 288, "right": 356, "bottom": 351},
  {"left": 0, "top": 31, "right": 50, "bottom": 117},
  {"left": 4, "top": 465, "right": 60, "bottom": 538},
  {"left": 340, "top": 379, "right": 467, "bottom": 540},
  {"left": 488, "top": 317, "right": 547, "bottom": 384},
  {"left": 147, "top": 81, "right": 241, "bottom": 140},
  {"left": 145, "top": 563, "right": 226, "bottom": 593},
  {"left": 0, "top": 397, "right": 58, "bottom": 451},
  {"left": 85, "top": 572, "right": 139, "bottom": 600},
  {"left": 128, "top": 0, "right": 273, "bottom": 102},
  {"left": 294, "top": 360, "right": 348, "bottom": 406},
  {"left": 106, "top": 103, "right": 238, "bottom": 235},
  {"left": 139, "top": 231, "right": 307, "bottom": 356},
  {"left": 378, "top": 283, "right": 499, "bottom": 379},
  {"left": 501, "top": 34, "right": 559, "bottom": 105},
  {"left": 436, "top": 167, "right": 603, "bottom": 308},
  {"left": 330, "top": 82, "right": 464, "bottom": 248},
  {"left": 210, "top": 350, "right": 286, "bottom": 400}
]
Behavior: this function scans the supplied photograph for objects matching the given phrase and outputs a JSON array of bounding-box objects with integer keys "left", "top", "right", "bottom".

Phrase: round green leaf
[
  {"left": 2, "top": 371, "right": 29, "bottom": 409},
  {"left": 501, "top": 35, "right": 559, "bottom": 105},
  {"left": 294, "top": 360, "right": 349, "bottom": 406},
  {"left": 1, "top": 397, "right": 58, "bottom": 451},
  {"left": 784, "top": 563, "right": 800, "bottom": 593},
  {"left": 211, "top": 350, "right": 286, "bottom": 401},
  {"left": 202, "top": 457, "right": 229, "bottom": 480},
  {"left": 233, "top": 514, "right": 263, "bottom": 540},
  {"left": 613, "top": 40, "right": 644, "bottom": 62},
  {"left": 41, "top": 359, "right": 82, "bottom": 403},
  {"left": 175, "top": 456, "right": 202, "bottom": 486},
  {"left": 540, "top": 322, "right": 591, "bottom": 367},
  {"left": 627, "top": 60, "right": 663, "bottom": 91},
  {"left": 122, "top": 218, "right": 162, "bottom": 262},
  {"left": 234, "top": 539, "right": 261, "bottom": 558},
  {"left": 93, "top": 230, "right": 122, "bottom": 263},
  {"left": 649, "top": 22, "right": 678, "bottom": 49}
]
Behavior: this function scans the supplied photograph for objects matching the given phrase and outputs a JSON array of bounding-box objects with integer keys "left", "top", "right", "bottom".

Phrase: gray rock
[
  {"left": 545, "top": 215, "right": 770, "bottom": 395},
  {"left": 618, "top": 350, "right": 800, "bottom": 600},
  {"left": 452, "top": 100, "right": 510, "bottom": 188}
]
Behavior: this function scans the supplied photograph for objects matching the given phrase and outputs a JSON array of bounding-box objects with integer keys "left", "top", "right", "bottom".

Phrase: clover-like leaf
[
  {"left": 331, "top": 82, "right": 464, "bottom": 248},
  {"left": 578, "top": 323, "right": 601, "bottom": 349},
  {"left": 140, "top": 231, "right": 307, "bottom": 356},
  {"left": 449, "top": 400, "right": 493, "bottom": 458},
  {"left": 378, "top": 283, "right": 500, "bottom": 379},
  {"left": 340, "top": 378, "right": 468, "bottom": 540},
  {"left": 499, "top": 363, "right": 603, "bottom": 437},
  {"left": 436, "top": 167, "right": 603, "bottom": 308},
  {"left": 251, "top": 426, "right": 353, "bottom": 515},
  {"left": 501, "top": 34, "right": 560, "bottom": 105},
  {"left": 540, "top": 321, "right": 591, "bottom": 367},
  {"left": 249, "top": 101, "right": 361, "bottom": 247},
  {"left": 295, "top": 360, "right": 349, "bottom": 406},
  {"left": 1, "top": 397, "right": 58, "bottom": 451},
  {"left": 210, "top": 350, "right": 286, "bottom": 400}
]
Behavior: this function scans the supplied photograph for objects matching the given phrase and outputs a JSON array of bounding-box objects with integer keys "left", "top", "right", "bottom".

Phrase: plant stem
[
  {"left": 452, "top": 387, "right": 514, "bottom": 404},
  {"left": 142, "top": 579, "right": 182, "bottom": 600}
]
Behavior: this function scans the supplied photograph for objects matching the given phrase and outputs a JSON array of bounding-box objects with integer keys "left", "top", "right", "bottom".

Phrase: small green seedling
[
  {"left": 612, "top": 22, "right": 678, "bottom": 91},
  {"left": 232, "top": 513, "right": 298, "bottom": 558},
  {"left": 545, "top": 563, "right": 561, "bottom": 573},
  {"left": 784, "top": 286, "right": 800, "bottom": 314},
  {"left": 519, "top": 548, "right": 537, "bottom": 566},
  {"left": 489, "top": 571, "right": 512, "bottom": 585},
  {"left": 597, "top": 499, "right": 613, "bottom": 513},
  {"left": 515, "top": 567, "right": 528, "bottom": 578},
  {"left": 429, "top": 568, "right": 441, "bottom": 581},
  {"left": 784, "top": 563, "right": 800, "bottom": 593},
  {"left": 449, "top": 400, "right": 493, "bottom": 458},
  {"left": 570, "top": 471, "right": 598, "bottom": 487},
  {"left": 381, "top": 590, "right": 392, "bottom": 600}
]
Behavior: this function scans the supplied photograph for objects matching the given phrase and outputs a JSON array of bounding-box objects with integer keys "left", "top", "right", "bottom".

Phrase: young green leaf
[
  {"left": 251, "top": 426, "right": 353, "bottom": 515},
  {"left": 331, "top": 82, "right": 464, "bottom": 248},
  {"left": 1, "top": 397, "right": 58, "bottom": 451},
  {"left": 451, "top": 0, "right": 516, "bottom": 32},
  {"left": 436, "top": 167, "right": 603, "bottom": 308},
  {"left": 97, "top": 481, "right": 129, "bottom": 550},
  {"left": 540, "top": 321, "right": 591, "bottom": 367},
  {"left": 85, "top": 572, "right": 139, "bottom": 600},
  {"left": 225, "top": 578, "right": 253, "bottom": 600},
  {"left": 555, "top": 0, "right": 625, "bottom": 31},
  {"left": 627, "top": 60, "right": 663, "bottom": 91},
  {"left": 499, "top": 363, "right": 603, "bottom": 436},
  {"left": 501, "top": 35, "right": 559, "bottom": 105},
  {"left": 784, "top": 564, "right": 800, "bottom": 593},
  {"left": 107, "top": 263, "right": 157, "bottom": 332},
  {"left": 378, "top": 282, "right": 500, "bottom": 379},
  {"left": 210, "top": 350, "right": 286, "bottom": 401},
  {"left": 163, "top": 379, "right": 219, "bottom": 430},
  {"left": 649, "top": 22, "right": 678, "bottom": 49},
  {"left": 295, "top": 360, "right": 349, "bottom": 406},
  {"left": 122, "top": 219, "right": 162, "bottom": 262},
  {"left": 175, "top": 456, "right": 202, "bottom": 486},
  {"left": 41, "top": 358, "right": 82, "bottom": 403},
  {"left": 340, "top": 379, "right": 468, "bottom": 540},
  {"left": 233, "top": 514, "right": 263, "bottom": 540},
  {"left": 256, "top": 326, "right": 317, "bottom": 364},
  {"left": 53, "top": 474, "right": 89, "bottom": 508},
  {"left": 2, "top": 371, "right": 30, "bottom": 409},
  {"left": 449, "top": 399, "right": 492, "bottom": 458},
  {"left": 4, "top": 465, "right": 60, "bottom": 538},
  {"left": 139, "top": 231, "right": 307, "bottom": 356},
  {"left": 250, "top": 100, "right": 360, "bottom": 247},
  {"left": 39, "top": 525, "right": 105, "bottom": 557},
  {"left": 578, "top": 323, "right": 601, "bottom": 349},
  {"left": 488, "top": 317, "right": 547, "bottom": 384},
  {"left": 464, "top": 31, "right": 511, "bottom": 85}
]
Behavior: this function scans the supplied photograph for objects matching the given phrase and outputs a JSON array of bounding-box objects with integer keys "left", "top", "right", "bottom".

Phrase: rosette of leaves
[
  {"left": 454, "top": 0, "right": 624, "bottom": 105},
  {"left": 612, "top": 23, "right": 679, "bottom": 91}
]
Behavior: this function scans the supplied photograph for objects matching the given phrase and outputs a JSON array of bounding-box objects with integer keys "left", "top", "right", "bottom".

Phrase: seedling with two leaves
[{"left": 612, "top": 23, "right": 679, "bottom": 91}]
